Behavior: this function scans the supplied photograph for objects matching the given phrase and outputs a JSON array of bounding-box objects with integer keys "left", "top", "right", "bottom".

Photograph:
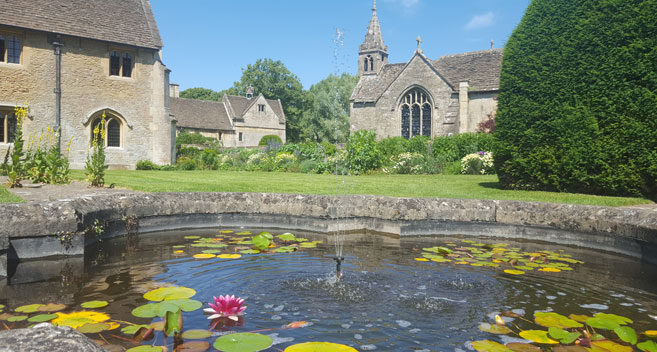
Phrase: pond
[{"left": 2, "top": 228, "right": 657, "bottom": 351}]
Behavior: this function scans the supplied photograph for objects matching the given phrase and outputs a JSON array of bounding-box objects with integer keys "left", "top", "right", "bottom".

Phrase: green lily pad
[
  {"left": 8, "top": 315, "right": 28, "bottom": 322},
  {"left": 252, "top": 234, "right": 272, "bottom": 251},
  {"left": 423, "top": 247, "right": 453, "bottom": 255},
  {"left": 237, "top": 240, "right": 253, "bottom": 245},
  {"left": 126, "top": 346, "right": 164, "bottom": 352},
  {"left": 519, "top": 330, "right": 559, "bottom": 344},
  {"left": 594, "top": 313, "right": 632, "bottom": 325},
  {"left": 548, "top": 327, "right": 581, "bottom": 344},
  {"left": 184, "top": 236, "right": 201, "bottom": 239},
  {"left": 240, "top": 249, "right": 261, "bottom": 254},
  {"left": 638, "top": 340, "right": 657, "bottom": 352},
  {"left": 591, "top": 340, "right": 633, "bottom": 352},
  {"left": 15, "top": 304, "right": 43, "bottom": 313},
  {"left": 614, "top": 326, "right": 638, "bottom": 345},
  {"left": 277, "top": 233, "right": 296, "bottom": 241},
  {"left": 535, "top": 312, "right": 583, "bottom": 329},
  {"left": 283, "top": 342, "right": 358, "bottom": 352},
  {"left": 294, "top": 238, "right": 308, "bottom": 242},
  {"left": 132, "top": 302, "right": 179, "bottom": 318},
  {"left": 191, "top": 243, "right": 228, "bottom": 249},
  {"left": 213, "top": 333, "right": 273, "bottom": 352},
  {"left": 202, "top": 250, "right": 221, "bottom": 254},
  {"left": 258, "top": 232, "right": 274, "bottom": 240},
  {"left": 166, "top": 299, "right": 202, "bottom": 312},
  {"left": 121, "top": 325, "right": 149, "bottom": 335},
  {"left": 587, "top": 317, "right": 621, "bottom": 330},
  {"left": 478, "top": 322, "right": 512, "bottom": 334},
  {"left": 165, "top": 309, "right": 182, "bottom": 336},
  {"left": 182, "top": 329, "right": 213, "bottom": 340},
  {"left": 506, "top": 343, "right": 541, "bottom": 352},
  {"left": 77, "top": 322, "right": 111, "bottom": 333},
  {"left": 144, "top": 287, "right": 196, "bottom": 301},
  {"left": 472, "top": 340, "right": 512, "bottom": 352},
  {"left": 299, "top": 242, "right": 318, "bottom": 248},
  {"left": 173, "top": 245, "right": 186, "bottom": 248},
  {"left": 273, "top": 247, "right": 296, "bottom": 253},
  {"left": 27, "top": 314, "right": 58, "bottom": 323},
  {"left": 553, "top": 347, "right": 589, "bottom": 352},
  {"left": 504, "top": 270, "right": 525, "bottom": 275},
  {"left": 235, "top": 231, "right": 252, "bottom": 236},
  {"left": 37, "top": 303, "right": 67, "bottom": 312},
  {"left": 81, "top": 300, "right": 109, "bottom": 309},
  {"left": 176, "top": 341, "right": 210, "bottom": 352}
]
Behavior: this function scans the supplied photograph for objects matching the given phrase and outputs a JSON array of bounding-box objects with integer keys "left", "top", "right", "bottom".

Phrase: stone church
[
  {"left": 350, "top": 1, "right": 503, "bottom": 139},
  {"left": 0, "top": 0, "right": 175, "bottom": 169}
]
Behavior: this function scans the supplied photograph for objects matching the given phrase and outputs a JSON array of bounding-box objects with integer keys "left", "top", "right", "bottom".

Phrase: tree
[
  {"left": 494, "top": 0, "right": 657, "bottom": 200},
  {"left": 231, "top": 59, "right": 309, "bottom": 142},
  {"left": 302, "top": 73, "right": 358, "bottom": 143},
  {"left": 179, "top": 87, "right": 224, "bottom": 102}
]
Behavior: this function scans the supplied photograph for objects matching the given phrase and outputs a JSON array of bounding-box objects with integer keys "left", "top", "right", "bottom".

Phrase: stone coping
[{"left": 1, "top": 192, "right": 656, "bottom": 277}]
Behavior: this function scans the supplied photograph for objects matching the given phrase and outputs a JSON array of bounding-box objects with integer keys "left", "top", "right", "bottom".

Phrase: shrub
[
  {"left": 346, "top": 130, "right": 381, "bottom": 174},
  {"left": 378, "top": 137, "right": 410, "bottom": 160},
  {"left": 299, "top": 159, "right": 320, "bottom": 174},
  {"left": 176, "top": 130, "right": 217, "bottom": 146},
  {"left": 274, "top": 152, "right": 297, "bottom": 171},
  {"left": 461, "top": 152, "right": 494, "bottom": 175},
  {"left": 385, "top": 152, "right": 425, "bottom": 174},
  {"left": 259, "top": 135, "right": 283, "bottom": 146},
  {"left": 23, "top": 127, "right": 71, "bottom": 184},
  {"left": 495, "top": 0, "right": 657, "bottom": 200},
  {"left": 408, "top": 136, "right": 431, "bottom": 156},
  {"left": 432, "top": 133, "right": 494, "bottom": 162},
  {"left": 85, "top": 112, "right": 108, "bottom": 187},
  {"left": 200, "top": 149, "right": 218, "bottom": 170},
  {"left": 6, "top": 105, "right": 28, "bottom": 187},
  {"left": 136, "top": 160, "right": 161, "bottom": 170},
  {"left": 178, "top": 146, "right": 201, "bottom": 158},
  {"left": 177, "top": 157, "right": 198, "bottom": 171}
]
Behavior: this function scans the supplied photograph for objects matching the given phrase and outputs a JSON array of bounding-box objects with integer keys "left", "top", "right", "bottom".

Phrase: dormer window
[
  {"left": 110, "top": 50, "right": 133, "bottom": 77},
  {"left": 258, "top": 104, "right": 265, "bottom": 112}
]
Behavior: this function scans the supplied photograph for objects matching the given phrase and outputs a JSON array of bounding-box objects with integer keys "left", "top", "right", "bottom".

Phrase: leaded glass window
[
  {"left": 7, "top": 113, "right": 17, "bottom": 143},
  {"left": 107, "top": 119, "right": 121, "bottom": 147},
  {"left": 7, "top": 36, "right": 20, "bottom": 64},
  {"left": 0, "top": 35, "right": 5, "bottom": 62},
  {"left": 122, "top": 53, "right": 132, "bottom": 77},
  {"left": 110, "top": 51, "right": 121, "bottom": 76},
  {"left": 422, "top": 103, "right": 431, "bottom": 137},
  {"left": 0, "top": 115, "right": 5, "bottom": 142},
  {"left": 401, "top": 105, "right": 410, "bottom": 139},
  {"left": 399, "top": 88, "right": 432, "bottom": 139}
]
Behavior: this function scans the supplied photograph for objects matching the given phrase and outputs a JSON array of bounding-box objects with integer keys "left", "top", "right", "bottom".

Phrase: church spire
[
  {"left": 358, "top": 0, "right": 388, "bottom": 76},
  {"left": 360, "top": 0, "right": 387, "bottom": 52}
]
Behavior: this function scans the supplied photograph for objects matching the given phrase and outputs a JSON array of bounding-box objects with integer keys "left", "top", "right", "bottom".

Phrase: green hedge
[{"left": 494, "top": 0, "right": 657, "bottom": 200}]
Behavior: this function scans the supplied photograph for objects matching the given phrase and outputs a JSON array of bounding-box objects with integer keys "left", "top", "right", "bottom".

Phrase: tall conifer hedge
[{"left": 494, "top": 0, "right": 657, "bottom": 200}]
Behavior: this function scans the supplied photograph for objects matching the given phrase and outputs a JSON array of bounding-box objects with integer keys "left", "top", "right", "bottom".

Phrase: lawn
[
  {"left": 69, "top": 170, "right": 653, "bottom": 207},
  {"left": 0, "top": 185, "right": 24, "bottom": 203}
]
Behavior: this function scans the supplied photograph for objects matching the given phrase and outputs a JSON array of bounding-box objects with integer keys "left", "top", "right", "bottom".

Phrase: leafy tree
[
  {"left": 231, "top": 58, "right": 309, "bottom": 142},
  {"left": 179, "top": 87, "right": 224, "bottom": 102},
  {"left": 494, "top": 0, "right": 657, "bottom": 200},
  {"left": 302, "top": 73, "right": 358, "bottom": 143}
]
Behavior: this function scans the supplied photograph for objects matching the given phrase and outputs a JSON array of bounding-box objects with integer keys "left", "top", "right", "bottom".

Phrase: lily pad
[
  {"left": 591, "top": 340, "right": 633, "bottom": 352},
  {"left": 184, "top": 236, "right": 201, "bottom": 239},
  {"left": 194, "top": 254, "right": 217, "bottom": 259},
  {"left": 52, "top": 311, "right": 110, "bottom": 329},
  {"left": 240, "top": 249, "right": 261, "bottom": 254},
  {"left": 121, "top": 325, "right": 149, "bottom": 335},
  {"left": 37, "top": 303, "right": 67, "bottom": 312},
  {"left": 217, "top": 254, "right": 242, "bottom": 259},
  {"left": 202, "top": 250, "right": 221, "bottom": 254},
  {"left": 132, "top": 302, "right": 179, "bottom": 318},
  {"left": 277, "top": 233, "right": 296, "bottom": 241},
  {"left": 27, "top": 313, "right": 58, "bottom": 323},
  {"left": 638, "top": 340, "right": 657, "bottom": 352},
  {"left": 472, "top": 340, "right": 512, "bottom": 352},
  {"left": 553, "top": 346, "right": 589, "bottom": 352},
  {"left": 519, "top": 330, "right": 559, "bottom": 344},
  {"left": 173, "top": 245, "right": 186, "bottom": 248},
  {"left": 144, "top": 287, "right": 196, "bottom": 301},
  {"left": 191, "top": 243, "right": 228, "bottom": 249},
  {"left": 506, "top": 343, "right": 541, "bottom": 352},
  {"left": 415, "top": 258, "right": 429, "bottom": 262},
  {"left": 478, "top": 322, "right": 512, "bottom": 335},
  {"left": 15, "top": 304, "right": 44, "bottom": 313},
  {"left": 235, "top": 231, "right": 252, "bottom": 236},
  {"left": 535, "top": 312, "right": 583, "bottom": 329},
  {"left": 614, "top": 326, "right": 638, "bottom": 345},
  {"left": 177, "top": 341, "right": 211, "bottom": 352},
  {"left": 273, "top": 247, "right": 296, "bottom": 253},
  {"left": 8, "top": 315, "right": 28, "bottom": 322},
  {"left": 548, "top": 327, "right": 581, "bottom": 344},
  {"left": 126, "top": 346, "right": 164, "bottom": 352},
  {"left": 504, "top": 270, "right": 525, "bottom": 275},
  {"left": 78, "top": 322, "right": 112, "bottom": 333},
  {"left": 299, "top": 242, "right": 318, "bottom": 248},
  {"left": 166, "top": 299, "right": 202, "bottom": 312},
  {"left": 182, "top": 329, "right": 213, "bottom": 339},
  {"left": 568, "top": 314, "right": 590, "bottom": 323},
  {"left": 81, "top": 300, "right": 109, "bottom": 309},
  {"left": 220, "top": 230, "right": 234, "bottom": 234},
  {"left": 283, "top": 342, "right": 358, "bottom": 352},
  {"left": 213, "top": 333, "right": 273, "bottom": 352},
  {"left": 645, "top": 330, "right": 657, "bottom": 337}
]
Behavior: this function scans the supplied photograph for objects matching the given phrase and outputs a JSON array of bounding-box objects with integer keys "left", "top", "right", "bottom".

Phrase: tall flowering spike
[{"left": 204, "top": 295, "right": 246, "bottom": 321}]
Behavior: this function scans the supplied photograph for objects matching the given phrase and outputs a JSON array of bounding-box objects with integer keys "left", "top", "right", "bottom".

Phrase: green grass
[
  {"left": 0, "top": 185, "right": 24, "bottom": 203},
  {"left": 70, "top": 170, "right": 653, "bottom": 207}
]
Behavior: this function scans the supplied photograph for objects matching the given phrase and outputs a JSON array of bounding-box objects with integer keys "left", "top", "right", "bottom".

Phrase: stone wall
[
  {"left": 233, "top": 95, "right": 286, "bottom": 147},
  {"left": 0, "top": 26, "right": 173, "bottom": 169},
  {"left": 1, "top": 192, "right": 656, "bottom": 278}
]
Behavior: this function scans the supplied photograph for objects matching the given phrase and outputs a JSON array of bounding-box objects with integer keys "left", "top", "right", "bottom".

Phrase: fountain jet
[{"left": 333, "top": 256, "right": 345, "bottom": 280}]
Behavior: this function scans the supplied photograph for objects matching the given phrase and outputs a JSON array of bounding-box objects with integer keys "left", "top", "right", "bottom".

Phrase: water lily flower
[{"left": 204, "top": 295, "right": 246, "bottom": 321}]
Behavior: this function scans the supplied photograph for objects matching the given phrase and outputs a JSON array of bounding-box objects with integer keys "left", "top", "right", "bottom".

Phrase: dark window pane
[
  {"left": 107, "top": 119, "right": 121, "bottom": 147},
  {"left": 0, "top": 115, "right": 5, "bottom": 142},
  {"left": 110, "top": 51, "right": 120, "bottom": 76},
  {"left": 422, "top": 103, "right": 431, "bottom": 137},
  {"left": 0, "top": 36, "right": 5, "bottom": 62},
  {"left": 364, "top": 58, "right": 368, "bottom": 72},
  {"left": 401, "top": 105, "right": 410, "bottom": 140},
  {"left": 7, "top": 113, "right": 17, "bottom": 142},
  {"left": 239, "top": 132, "right": 243, "bottom": 141},
  {"left": 411, "top": 105, "right": 421, "bottom": 137},
  {"left": 122, "top": 53, "right": 132, "bottom": 77},
  {"left": 7, "top": 36, "right": 20, "bottom": 63},
  {"left": 370, "top": 57, "right": 374, "bottom": 71}
]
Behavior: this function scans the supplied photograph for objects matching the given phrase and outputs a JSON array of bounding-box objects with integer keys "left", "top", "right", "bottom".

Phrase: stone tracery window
[
  {"left": 399, "top": 88, "right": 432, "bottom": 139},
  {"left": 90, "top": 110, "right": 124, "bottom": 148}
]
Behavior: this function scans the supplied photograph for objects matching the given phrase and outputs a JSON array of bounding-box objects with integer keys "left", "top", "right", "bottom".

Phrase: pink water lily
[{"left": 204, "top": 295, "right": 246, "bottom": 321}]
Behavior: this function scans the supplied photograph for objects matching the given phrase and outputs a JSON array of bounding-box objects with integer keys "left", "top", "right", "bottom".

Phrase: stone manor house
[
  {"left": 170, "top": 86, "right": 286, "bottom": 147},
  {"left": 350, "top": 1, "right": 503, "bottom": 139},
  {"left": 0, "top": 0, "right": 177, "bottom": 169}
]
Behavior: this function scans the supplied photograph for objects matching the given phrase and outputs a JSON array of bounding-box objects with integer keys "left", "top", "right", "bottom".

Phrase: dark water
[{"left": 2, "top": 228, "right": 657, "bottom": 351}]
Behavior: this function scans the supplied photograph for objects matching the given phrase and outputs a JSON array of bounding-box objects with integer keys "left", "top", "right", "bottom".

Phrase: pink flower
[{"left": 204, "top": 295, "right": 246, "bottom": 321}]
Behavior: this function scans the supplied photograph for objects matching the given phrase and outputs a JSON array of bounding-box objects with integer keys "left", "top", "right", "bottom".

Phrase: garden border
[{"left": 1, "top": 192, "right": 656, "bottom": 278}]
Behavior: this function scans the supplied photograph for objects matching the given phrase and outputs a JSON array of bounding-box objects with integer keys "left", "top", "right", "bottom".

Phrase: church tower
[{"left": 358, "top": 0, "right": 388, "bottom": 77}]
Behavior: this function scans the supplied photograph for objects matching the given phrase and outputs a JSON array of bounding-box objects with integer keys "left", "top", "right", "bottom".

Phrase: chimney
[
  {"left": 245, "top": 86, "right": 254, "bottom": 100},
  {"left": 169, "top": 83, "right": 179, "bottom": 98}
]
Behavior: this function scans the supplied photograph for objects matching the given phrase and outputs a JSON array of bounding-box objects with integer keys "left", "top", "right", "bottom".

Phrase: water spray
[{"left": 333, "top": 256, "right": 345, "bottom": 280}]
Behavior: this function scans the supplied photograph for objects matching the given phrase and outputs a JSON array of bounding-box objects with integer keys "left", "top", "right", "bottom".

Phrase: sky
[{"left": 151, "top": 0, "right": 531, "bottom": 92}]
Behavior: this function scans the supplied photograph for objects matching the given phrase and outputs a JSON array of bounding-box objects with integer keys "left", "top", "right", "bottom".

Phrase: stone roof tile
[
  {"left": 351, "top": 63, "right": 405, "bottom": 102},
  {"left": 432, "top": 49, "right": 503, "bottom": 92},
  {"left": 170, "top": 98, "right": 232, "bottom": 131},
  {"left": 0, "top": 0, "right": 163, "bottom": 49},
  {"left": 225, "top": 95, "right": 285, "bottom": 123}
]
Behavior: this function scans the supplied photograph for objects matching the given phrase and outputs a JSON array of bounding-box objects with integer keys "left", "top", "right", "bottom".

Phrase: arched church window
[
  {"left": 107, "top": 119, "right": 121, "bottom": 147},
  {"left": 399, "top": 88, "right": 432, "bottom": 139},
  {"left": 364, "top": 57, "right": 369, "bottom": 72},
  {"left": 422, "top": 103, "right": 431, "bottom": 137},
  {"left": 369, "top": 57, "right": 374, "bottom": 71},
  {"left": 90, "top": 111, "right": 124, "bottom": 148},
  {"left": 401, "top": 105, "right": 410, "bottom": 139}
]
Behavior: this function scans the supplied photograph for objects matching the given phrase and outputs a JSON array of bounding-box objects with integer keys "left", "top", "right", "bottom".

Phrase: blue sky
[{"left": 151, "top": 0, "right": 530, "bottom": 92}]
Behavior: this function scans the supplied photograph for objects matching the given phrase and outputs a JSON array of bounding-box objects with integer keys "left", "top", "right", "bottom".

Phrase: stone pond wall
[{"left": 1, "top": 192, "right": 656, "bottom": 278}]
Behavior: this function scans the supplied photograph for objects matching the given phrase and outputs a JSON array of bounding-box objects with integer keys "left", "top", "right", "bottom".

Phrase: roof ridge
[{"left": 436, "top": 48, "right": 503, "bottom": 60}]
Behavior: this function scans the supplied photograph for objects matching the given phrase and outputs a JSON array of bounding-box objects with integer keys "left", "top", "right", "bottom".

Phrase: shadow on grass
[{"left": 478, "top": 182, "right": 503, "bottom": 190}]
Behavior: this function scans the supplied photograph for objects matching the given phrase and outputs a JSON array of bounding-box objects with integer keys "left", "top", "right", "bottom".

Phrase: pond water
[{"left": 2, "top": 228, "right": 657, "bottom": 351}]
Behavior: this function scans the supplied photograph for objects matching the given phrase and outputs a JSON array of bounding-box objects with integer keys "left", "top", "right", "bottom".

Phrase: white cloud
[{"left": 465, "top": 12, "right": 495, "bottom": 30}]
